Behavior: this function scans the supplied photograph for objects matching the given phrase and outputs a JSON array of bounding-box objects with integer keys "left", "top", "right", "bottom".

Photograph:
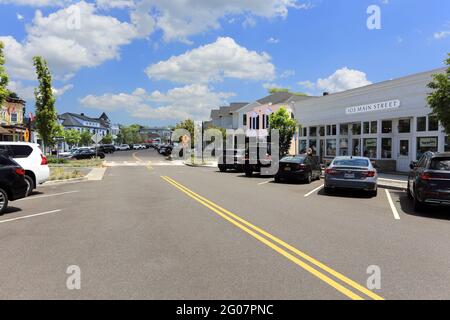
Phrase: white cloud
[
  {"left": 434, "top": 31, "right": 450, "bottom": 40},
  {"left": 16, "top": 13, "right": 25, "bottom": 21},
  {"left": 0, "top": 0, "right": 70, "bottom": 7},
  {"left": 0, "top": 1, "right": 139, "bottom": 80},
  {"left": 132, "top": 0, "right": 311, "bottom": 42},
  {"left": 146, "top": 37, "right": 275, "bottom": 84},
  {"left": 96, "top": 0, "right": 134, "bottom": 9},
  {"left": 7, "top": 80, "right": 73, "bottom": 100},
  {"left": 80, "top": 84, "right": 235, "bottom": 121},
  {"left": 267, "top": 37, "right": 280, "bottom": 44},
  {"left": 299, "top": 67, "right": 372, "bottom": 94}
]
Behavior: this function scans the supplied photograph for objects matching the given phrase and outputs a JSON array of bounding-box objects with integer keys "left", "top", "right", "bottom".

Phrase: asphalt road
[{"left": 0, "top": 149, "right": 449, "bottom": 300}]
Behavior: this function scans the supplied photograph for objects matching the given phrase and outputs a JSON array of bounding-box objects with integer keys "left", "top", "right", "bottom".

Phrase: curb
[
  {"left": 43, "top": 177, "right": 88, "bottom": 185},
  {"left": 184, "top": 162, "right": 216, "bottom": 168},
  {"left": 378, "top": 183, "right": 407, "bottom": 191}
]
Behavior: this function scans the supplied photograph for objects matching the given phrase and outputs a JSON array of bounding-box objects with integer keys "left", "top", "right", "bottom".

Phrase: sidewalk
[{"left": 378, "top": 173, "right": 408, "bottom": 190}]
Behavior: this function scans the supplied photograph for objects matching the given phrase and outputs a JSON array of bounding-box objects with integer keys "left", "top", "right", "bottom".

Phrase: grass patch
[
  {"left": 49, "top": 158, "right": 104, "bottom": 168},
  {"left": 49, "top": 168, "right": 85, "bottom": 181}
]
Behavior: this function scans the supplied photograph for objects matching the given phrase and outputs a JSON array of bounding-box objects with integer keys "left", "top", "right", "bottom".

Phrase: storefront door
[{"left": 397, "top": 139, "right": 411, "bottom": 172}]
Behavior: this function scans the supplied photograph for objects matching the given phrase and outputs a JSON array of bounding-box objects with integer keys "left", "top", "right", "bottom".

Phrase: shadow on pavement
[
  {"left": 0, "top": 207, "right": 22, "bottom": 216},
  {"left": 317, "top": 188, "right": 374, "bottom": 199},
  {"left": 390, "top": 190, "right": 450, "bottom": 221}
]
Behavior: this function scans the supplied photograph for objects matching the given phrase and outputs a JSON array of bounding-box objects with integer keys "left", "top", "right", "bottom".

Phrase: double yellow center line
[{"left": 161, "top": 175, "right": 384, "bottom": 300}]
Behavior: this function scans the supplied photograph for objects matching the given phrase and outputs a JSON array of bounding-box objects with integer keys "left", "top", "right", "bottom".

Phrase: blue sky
[{"left": 0, "top": 0, "right": 449, "bottom": 126}]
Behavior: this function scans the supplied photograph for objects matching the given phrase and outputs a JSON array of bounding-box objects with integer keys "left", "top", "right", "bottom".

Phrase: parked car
[
  {"left": 324, "top": 156, "right": 378, "bottom": 197},
  {"left": 0, "top": 153, "right": 28, "bottom": 213},
  {"left": 243, "top": 149, "right": 273, "bottom": 177},
  {"left": 118, "top": 144, "right": 131, "bottom": 151},
  {"left": 97, "top": 144, "right": 115, "bottom": 154},
  {"left": 274, "top": 154, "right": 321, "bottom": 184},
  {"left": 68, "top": 149, "right": 105, "bottom": 160},
  {"left": 0, "top": 142, "right": 49, "bottom": 196},
  {"left": 218, "top": 149, "right": 246, "bottom": 172},
  {"left": 407, "top": 152, "right": 450, "bottom": 210},
  {"left": 59, "top": 147, "right": 79, "bottom": 157},
  {"left": 133, "top": 144, "right": 145, "bottom": 150}
]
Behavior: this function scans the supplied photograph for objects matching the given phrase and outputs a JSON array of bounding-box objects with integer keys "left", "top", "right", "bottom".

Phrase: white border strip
[
  {"left": 304, "top": 184, "right": 324, "bottom": 198},
  {"left": 385, "top": 190, "right": 401, "bottom": 220},
  {"left": 0, "top": 210, "right": 62, "bottom": 224},
  {"left": 17, "top": 191, "right": 79, "bottom": 201}
]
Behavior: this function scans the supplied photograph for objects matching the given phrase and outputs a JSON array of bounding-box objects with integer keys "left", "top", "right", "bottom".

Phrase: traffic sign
[{"left": 91, "top": 133, "right": 103, "bottom": 144}]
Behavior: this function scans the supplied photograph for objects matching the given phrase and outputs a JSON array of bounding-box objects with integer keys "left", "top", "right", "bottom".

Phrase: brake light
[
  {"left": 420, "top": 173, "right": 431, "bottom": 181},
  {"left": 15, "top": 168, "right": 25, "bottom": 176},
  {"left": 325, "top": 168, "right": 337, "bottom": 175},
  {"left": 41, "top": 154, "right": 48, "bottom": 165},
  {"left": 362, "top": 171, "right": 376, "bottom": 178}
]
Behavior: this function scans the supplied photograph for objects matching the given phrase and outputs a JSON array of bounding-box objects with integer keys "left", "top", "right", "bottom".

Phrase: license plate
[
  {"left": 284, "top": 167, "right": 291, "bottom": 171},
  {"left": 344, "top": 173, "right": 355, "bottom": 179}
]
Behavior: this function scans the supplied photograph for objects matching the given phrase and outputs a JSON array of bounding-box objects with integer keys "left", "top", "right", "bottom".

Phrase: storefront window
[
  {"left": 446, "top": 136, "right": 450, "bottom": 152},
  {"left": 382, "top": 120, "right": 392, "bottom": 134},
  {"left": 363, "top": 138, "right": 377, "bottom": 159},
  {"left": 340, "top": 124, "right": 349, "bottom": 136},
  {"left": 400, "top": 140, "right": 409, "bottom": 156},
  {"left": 339, "top": 138, "right": 348, "bottom": 156},
  {"left": 310, "top": 127, "right": 317, "bottom": 137},
  {"left": 371, "top": 121, "right": 378, "bottom": 134},
  {"left": 326, "top": 139, "right": 336, "bottom": 157},
  {"left": 352, "top": 123, "right": 361, "bottom": 135},
  {"left": 319, "top": 126, "right": 325, "bottom": 136},
  {"left": 352, "top": 139, "right": 360, "bottom": 156},
  {"left": 326, "top": 125, "right": 336, "bottom": 136},
  {"left": 416, "top": 137, "right": 438, "bottom": 159},
  {"left": 309, "top": 139, "right": 317, "bottom": 155},
  {"left": 417, "top": 117, "right": 426, "bottom": 132},
  {"left": 428, "top": 115, "right": 439, "bottom": 131},
  {"left": 363, "top": 122, "right": 370, "bottom": 134},
  {"left": 381, "top": 138, "right": 392, "bottom": 159},
  {"left": 398, "top": 119, "right": 411, "bottom": 133},
  {"left": 302, "top": 127, "right": 307, "bottom": 137},
  {"left": 299, "top": 140, "right": 307, "bottom": 154}
]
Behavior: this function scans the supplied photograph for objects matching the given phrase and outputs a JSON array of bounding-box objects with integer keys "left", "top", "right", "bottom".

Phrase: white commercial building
[{"left": 294, "top": 68, "right": 449, "bottom": 172}]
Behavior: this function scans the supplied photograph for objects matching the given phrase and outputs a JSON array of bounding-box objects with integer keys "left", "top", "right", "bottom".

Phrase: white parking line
[
  {"left": 304, "top": 184, "right": 324, "bottom": 197},
  {"left": 0, "top": 210, "right": 62, "bottom": 224},
  {"left": 385, "top": 189, "right": 401, "bottom": 220},
  {"left": 257, "top": 179, "right": 272, "bottom": 186},
  {"left": 17, "top": 190, "right": 79, "bottom": 201}
]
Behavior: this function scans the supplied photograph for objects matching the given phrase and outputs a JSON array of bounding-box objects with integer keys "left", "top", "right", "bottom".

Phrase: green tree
[
  {"left": 267, "top": 87, "right": 308, "bottom": 96},
  {"left": 33, "top": 56, "right": 59, "bottom": 151},
  {"left": 269, "top": 107, "right": 297, "bottom": 156},
  {"left": 174, "top": 119, "right": 195, "bottom": 146},
  {"left": 80, "top": 130, "right": 93, "bottom": 146},
  {"left": 0, "top": 41, "right": 9, "bottom": 106},
  {"left": 115, "top": 125, "right": 143, "bottom": 144},
  {"left": 101, "top": 133, "right": 113, "bottom": 144},
  {"left": 427, "top": 53, "right": 450, "bottom": 134},
  {"left": 64, "top": 129, "right": 81, "bottom": 148}
]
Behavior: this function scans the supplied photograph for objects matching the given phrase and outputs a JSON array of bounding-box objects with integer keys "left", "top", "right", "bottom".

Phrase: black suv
[
  {"left": 407, "top": 151, "right": 450, "bottom": 210},
  {"left": 0, "top": 153, "right": 28, "bottom": 213},
  {"left": 97, "top": 145, "right": 115, "bottom": 154}
]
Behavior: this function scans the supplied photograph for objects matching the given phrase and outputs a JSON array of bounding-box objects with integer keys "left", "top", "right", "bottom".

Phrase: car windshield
[
  {"left": 430, "top": 157, "right": 450, "bottom": 171},
  {"left": 333, "top": 159, "right": 369, "bottom": 167},
  {"left": 281, "top": 156, "right": 304, "bottom": 163}
]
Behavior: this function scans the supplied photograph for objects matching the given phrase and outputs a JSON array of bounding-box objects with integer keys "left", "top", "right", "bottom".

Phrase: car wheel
[
  {"left": 413, "top": 189, "right": 424, "bottom": 211},
  {"left": 274, "top": 176, "right": 281, "bottom": 183},
  {"left": 218, "top": 165, "right": 227, "bottom": 172},
  {"left": 305, "top": 173, "right": 312, "bottom": 184},
  {"left": 324, "top": 187, "right": 332, "bottom": 195},
  {"left": 0, "top": 188, "right": 9, "bottom": 214},
  {"left": 370, "top": 188, "right": 378, "bottom": 197},
  {"left": 24, "top": 175, "right": 34, "bottom": 197},
  {"left": 407, "top": 181, "right": 413, "bottom": 199},
  {"left": 244, "top": 170, "right": 253, "bottom": 177}
]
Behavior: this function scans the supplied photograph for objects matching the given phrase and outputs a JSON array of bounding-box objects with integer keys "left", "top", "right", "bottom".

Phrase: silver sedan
[{"left": 324, "top": 156, "right": 378, "bottom": 197}]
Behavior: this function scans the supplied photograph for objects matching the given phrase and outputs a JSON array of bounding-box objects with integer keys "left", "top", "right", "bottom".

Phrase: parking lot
[{"left": 0, "top": 148, "right": 449, "bottom": 300}]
